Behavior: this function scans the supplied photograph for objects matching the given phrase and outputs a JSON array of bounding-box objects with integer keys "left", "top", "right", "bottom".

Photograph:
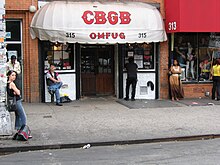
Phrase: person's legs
[
  {"left": 186, "top": 61, "right": 189, "bottom": 80},
  {"left": 55, "top": 88, "right": 61, "bottom": 103},
  {"left": 15, "top": 100, "right": 27, "bottom": 130},
  {"left": 54, "top": 82, "right": 62, "bottom": 104},
  {"left": 190, "top": 60, "right": 195, "bottom": 79},
  {"left": 125, "top": 79, "right": 131, "bottom": 100},
  {"left": 212, "top": 77, "right": 217, "bottom": 100},
  {"left": 48, "top": 82, "right": 63, "bottom": 105},
  {"left": 216, "top": 77, "right": 220, "bottom": 100},
  {"left": 131, "top": 78, "right": 137, "bottom": 100},
  {"left": 14, "top": 111, "right": 20, "bottom": 130},
  {"left": 48, "top": 82, "right": 62, "bottom": 91}
]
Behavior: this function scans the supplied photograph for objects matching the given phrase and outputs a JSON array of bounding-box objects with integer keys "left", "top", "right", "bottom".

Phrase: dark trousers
[
  {"left": 125, "top": 77, "right": 137, "bottom": 99},
  {"left": 212, "top": 76, "right": 220, "bottom": 100}
]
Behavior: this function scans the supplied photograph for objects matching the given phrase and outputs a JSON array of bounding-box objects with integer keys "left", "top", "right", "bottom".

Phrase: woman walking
[{"left": 169, "top": 59, "right": 184, "bottom": 101}]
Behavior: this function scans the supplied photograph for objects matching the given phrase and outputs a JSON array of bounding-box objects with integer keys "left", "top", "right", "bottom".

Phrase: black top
[
  {"left": 7, "top": 82, "right": 21, "bottom": 101},
  {"left": 125, "top": 62, "right": 138, "bottom": 79},
  {"left": 46, "top": 70, "right": 58, "bottom": 86}
]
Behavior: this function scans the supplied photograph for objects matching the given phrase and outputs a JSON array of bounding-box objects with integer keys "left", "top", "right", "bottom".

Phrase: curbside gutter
[{"left": 1, "top": 134, "right": 220, "bottom": 154}]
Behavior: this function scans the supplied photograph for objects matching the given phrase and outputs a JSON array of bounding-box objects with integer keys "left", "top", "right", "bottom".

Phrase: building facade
[
  {"left": 165, "top": 0, "right": 220, "bottom": 98},
  {"left": 6, "top": 0, "right": 39, "bottom": 102},
  {"left": 7, "top": 0, "right": 199, "bottom": 103}
]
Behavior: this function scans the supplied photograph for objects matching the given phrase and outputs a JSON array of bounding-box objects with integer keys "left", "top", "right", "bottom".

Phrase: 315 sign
[
  {"left": 168, "top": 21, "right": 177, "bottom": 31},
  {"left": 66, "top": 33, "right": 75, "bottom": 38}
]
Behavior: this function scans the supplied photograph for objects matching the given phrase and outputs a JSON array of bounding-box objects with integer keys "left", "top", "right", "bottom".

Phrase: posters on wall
[
  {"left": 0, "top": 0, "right": 13, "bottom": 135},
  {"left": 0, "top": 0, "right": 6, "bottom": 103}
]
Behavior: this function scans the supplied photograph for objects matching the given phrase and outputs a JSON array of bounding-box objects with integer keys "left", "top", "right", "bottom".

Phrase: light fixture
[
  {"left": 29, "top": 0, "right": 36, "bottom": 13},
  {"left": 29, "top": 5, "right": 36, "bottom": 13}
]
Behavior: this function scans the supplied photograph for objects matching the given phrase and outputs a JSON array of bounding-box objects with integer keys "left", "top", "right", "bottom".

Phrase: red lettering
[
  {"left": 106, "top": 32, "right": 110, "bottom": 39},
  {"left": 119, "top": 32, "right": 125, "bottom": 39},
  {"left": 107, "top": 11, "right": 118, "bottom": 25},
  {"left": 82, "top": 11, "right": 131, "bottom": 25},
  {"left": 112, "top": 33, "right": 118, "bottom": 39},
  {"left": 90, "top": 33, "right": 96, "bottom": 39},
  {"left": 94, "top": 11, "right": 106, "bottom": 24},
  {"left": 89, "top": 32, "right": 125, "bottom": 40},
  {"left": 119, "top": 12, "right": 131, "bottom": 24},
  {"left": 97, "top": 33, "right": 105, "bottom": 39},
  {"left": 82, "top": 10, "right": 94, "bottom": 24}
]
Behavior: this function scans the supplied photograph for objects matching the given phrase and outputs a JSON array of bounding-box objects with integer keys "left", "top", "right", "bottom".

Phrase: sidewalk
[{"left": 1, "top": 97, "right": 220, "bottom": 153}]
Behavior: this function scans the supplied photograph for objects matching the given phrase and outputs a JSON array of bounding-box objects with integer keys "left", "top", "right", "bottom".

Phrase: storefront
[
  {"left": 165, "top": 0, "right": 220, "bottom": 98},
  {"left": 31, "top": 1, "right": 167, "bottom": 102}
]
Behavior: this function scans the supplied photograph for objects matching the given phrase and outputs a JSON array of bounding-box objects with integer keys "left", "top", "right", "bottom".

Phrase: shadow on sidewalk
[
  {"left": 116, "top": 99, "right": 183, "bottom": 109},
  {"left": 116, "top": 98, "right": 219, "bottom": 109}
]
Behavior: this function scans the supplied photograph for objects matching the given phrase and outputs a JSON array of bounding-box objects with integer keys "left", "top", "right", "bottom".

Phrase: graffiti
[{"left": 0, "top": 106, "right": 12, "bottom": 135}]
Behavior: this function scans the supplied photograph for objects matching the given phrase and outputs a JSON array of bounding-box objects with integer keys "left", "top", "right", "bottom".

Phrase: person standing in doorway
[
  {"left": 124, "top": 57, "right": 138, "bottom": 101},
  {"left": 169, "top": 59, "right": 184, "bottom": 101},
  {"left": 6, "top": 55, "right": 22, "bottom": 94},
  {"left": 46, "top": 64, "right": 63, "bottom": 106}
]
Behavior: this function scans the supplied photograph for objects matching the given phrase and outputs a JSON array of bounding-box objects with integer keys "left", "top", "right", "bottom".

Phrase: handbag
[
  {"left": 6, "top": 95, "right": 17, "bottom": 112},
  {"left": 60, "top": 96, "right": 71, "bottom": 103},
  {"left": 13, "top": 125, "right": 31, "bottom": 141}
]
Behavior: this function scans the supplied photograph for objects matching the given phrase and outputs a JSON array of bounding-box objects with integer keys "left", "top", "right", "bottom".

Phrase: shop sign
[{"left": 31, "top": 2, "right": 167, "bottom": 43}]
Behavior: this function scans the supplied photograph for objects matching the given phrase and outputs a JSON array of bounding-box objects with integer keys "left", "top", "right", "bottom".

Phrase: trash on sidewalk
[
  {"left": 207, "top": 102, "right": 214, "bottom": 106},
  {"left": 82, "top": 144, "right": 91, "bottom": 149}
]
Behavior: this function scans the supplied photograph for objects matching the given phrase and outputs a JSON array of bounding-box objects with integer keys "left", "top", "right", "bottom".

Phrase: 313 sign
[{"left": 168, "top": 21, "right": 177, "bottom": 31}]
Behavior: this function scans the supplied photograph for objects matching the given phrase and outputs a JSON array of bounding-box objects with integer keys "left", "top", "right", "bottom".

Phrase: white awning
[{"left": 30, "top": 1, "right": 167, "bottom": 44}]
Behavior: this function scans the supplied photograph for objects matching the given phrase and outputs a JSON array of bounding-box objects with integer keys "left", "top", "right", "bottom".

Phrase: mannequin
[{"left": 186, "top": 42, "right": 195, "bottom": 80}]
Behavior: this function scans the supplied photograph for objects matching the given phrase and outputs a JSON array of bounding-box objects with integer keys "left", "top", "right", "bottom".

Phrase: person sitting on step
[{"left": 46, "top": 64, "right": 63, "bottom": 106}]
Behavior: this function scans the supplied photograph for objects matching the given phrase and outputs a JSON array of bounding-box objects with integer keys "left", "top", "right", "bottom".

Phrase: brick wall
[
  {"left": 159, "top": 41, "right": 169, "bottom": 99},
  {"left": 183, "top": 84, "right": 212, "bottom": 99},
  {"left": 6, "top": 0, "right": 40, "bottom": 102},
  {"left": 6, "top": 0, "right": 37, "bottom": 11}
]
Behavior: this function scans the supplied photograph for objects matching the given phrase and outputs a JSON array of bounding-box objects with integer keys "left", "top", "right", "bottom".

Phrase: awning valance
[
  {"left": 30, "top": 1, "right": 167, "bottom": 44},
  {"left": 165, "top": 0, "right": 220, "bottom": 33}
]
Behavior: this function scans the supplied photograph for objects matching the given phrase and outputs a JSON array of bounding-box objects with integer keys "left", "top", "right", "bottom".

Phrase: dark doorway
[{"left": 81, "top": 45, "right": 114, "bottom": 96}]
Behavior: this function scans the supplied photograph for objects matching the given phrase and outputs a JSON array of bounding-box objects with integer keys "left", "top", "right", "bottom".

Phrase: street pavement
[{"left": 0, "top": 96, "right": 220, "bottom": 153}]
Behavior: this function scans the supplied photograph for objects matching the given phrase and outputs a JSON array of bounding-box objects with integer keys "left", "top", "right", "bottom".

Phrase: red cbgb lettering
[{"left": 82, "top": 10, "right": 131, "bottom": 25}]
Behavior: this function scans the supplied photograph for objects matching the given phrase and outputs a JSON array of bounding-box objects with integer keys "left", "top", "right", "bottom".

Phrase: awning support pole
[{"left": 171, "top": 33, "right": 174, "bottom": 51}]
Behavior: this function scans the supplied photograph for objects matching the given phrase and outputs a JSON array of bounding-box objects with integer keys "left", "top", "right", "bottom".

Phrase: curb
[{"left": 1, "top": 134, "right": 220, "bottom": 154}]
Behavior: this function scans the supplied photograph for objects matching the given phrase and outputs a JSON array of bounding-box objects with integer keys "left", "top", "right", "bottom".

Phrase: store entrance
[{"left": 81, "top": 45, "right": 114, "bottom": 96}]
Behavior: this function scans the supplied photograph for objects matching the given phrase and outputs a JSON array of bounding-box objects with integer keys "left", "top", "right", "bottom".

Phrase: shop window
[
  {"left": 6, "top": 20, "right": 21, "bottom": 42},
  {"left": 171, "top": 33, "right": 220, "bottom": 82},
  {"left": 41, "top": 42, "right": 74, "bottom": 70},
  {"left": 124, "top": 43, "right": 155, "bottom": 70}
]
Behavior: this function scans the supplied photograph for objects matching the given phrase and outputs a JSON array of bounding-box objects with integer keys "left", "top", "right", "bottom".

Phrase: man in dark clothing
[{"left": 124, "top": 57, "right": 138, "bottom": 101}]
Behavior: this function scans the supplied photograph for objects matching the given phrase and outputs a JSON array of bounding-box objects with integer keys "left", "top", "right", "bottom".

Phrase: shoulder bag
[{"left": 6, "top": 94, "right": 17, "bottom": 112}]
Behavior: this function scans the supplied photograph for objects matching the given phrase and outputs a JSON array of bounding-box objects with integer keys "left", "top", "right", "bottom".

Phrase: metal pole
[{"left": 171, "top": 33, "right": 174, "bottom": 51}]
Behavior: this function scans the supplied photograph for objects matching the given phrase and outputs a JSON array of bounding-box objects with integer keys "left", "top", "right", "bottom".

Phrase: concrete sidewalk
[{"left": 1, "top": 97, "right": 220, "bottom": 153}]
